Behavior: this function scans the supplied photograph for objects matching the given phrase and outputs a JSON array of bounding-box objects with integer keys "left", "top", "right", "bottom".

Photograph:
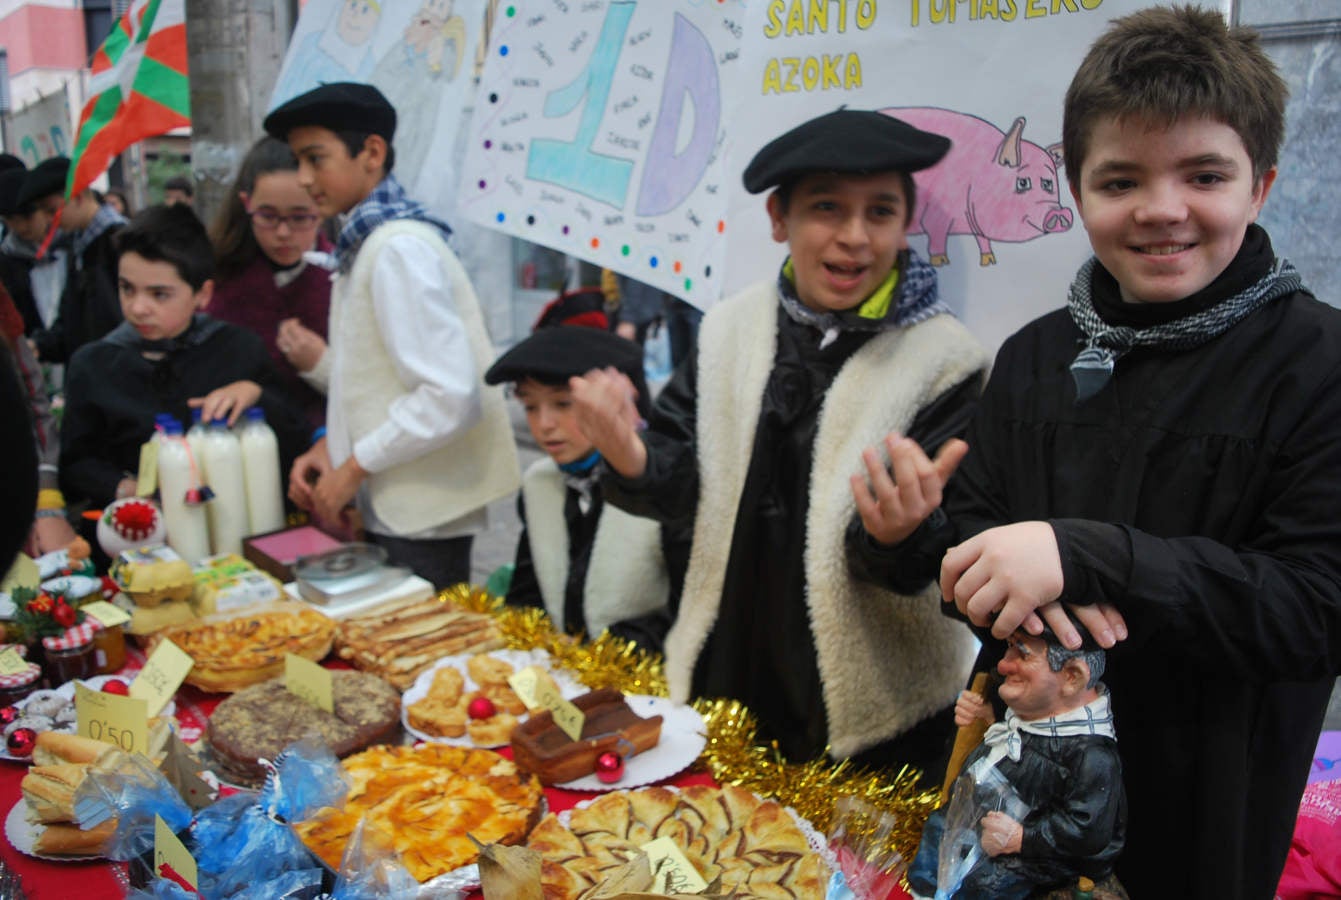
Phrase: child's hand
[
  {"left": 570, "top": 367, "right": 647, "bottom": 478},
  {"left": 288, "top": 437, "right": 331, "bottom": 511},
  {"left": 940, "top": 521, "right": 1064, "bottom": 642},
  {"left": 190, "top": 380, "right": 262, "bottom": 426},
  {"left": 1035, "top": 600, "right": 1128, "bottom": 651},
  {"left": 954, "top": 689, "right": 994, "bottom": 728},
  {"left": 277, "top": 318, "right": 326, "bottom": 373},
  {"left": 311, "top": 455, "right": 367, "bottom": 525},
  {"left": 850, "top": 434, "right": 967, "bottom": 545}
]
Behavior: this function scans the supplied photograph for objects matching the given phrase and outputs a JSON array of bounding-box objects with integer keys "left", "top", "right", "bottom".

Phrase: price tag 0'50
[{"left": 76, "top": 682, "right": 147, "bottom": 754}]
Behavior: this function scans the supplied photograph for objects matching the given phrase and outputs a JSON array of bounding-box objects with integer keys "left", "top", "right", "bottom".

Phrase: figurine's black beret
[
  {"left": 742, "top": 109, "right": 950, "bottom": 194},
  {"left": 263, "top": 82, "right": 396, "bottom": 142},
  {"left": 15, "top": 156, "right": 69, "bottom": 207}
]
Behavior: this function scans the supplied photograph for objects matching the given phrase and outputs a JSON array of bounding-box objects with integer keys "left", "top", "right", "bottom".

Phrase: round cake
[{"left": 206, "top": 670, "right": 401, "bottom": 785}]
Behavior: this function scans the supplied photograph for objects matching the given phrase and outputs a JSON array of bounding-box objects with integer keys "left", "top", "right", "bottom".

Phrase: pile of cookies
[
  {"left": 335, "top": 597, "right": 505, "bottom": 690},
  {"left": 406, "top": 654, "right": 549, "bottom": 746}
]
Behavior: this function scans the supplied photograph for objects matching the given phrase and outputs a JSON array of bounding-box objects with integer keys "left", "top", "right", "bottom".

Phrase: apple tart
[{"left": 151, "top": 605, "right": 336, "bottom": 693}]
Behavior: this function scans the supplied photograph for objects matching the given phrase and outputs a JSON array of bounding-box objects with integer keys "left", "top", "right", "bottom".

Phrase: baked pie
[
  {"left": 152, "top": 605, "right": 336, "bottom": 693},
  {"left": 529, "top": 785, "right": 827, "bottom": 899},
  {"left": 294, "top": 743, "right": 544, "bottom": 883}
]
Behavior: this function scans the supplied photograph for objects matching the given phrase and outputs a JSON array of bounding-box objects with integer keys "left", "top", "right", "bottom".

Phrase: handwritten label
[
  {"left": 642, "top": 836, "right": 709, "bottom": 894},
  {"left": 533, "top": 675, "right": 584, "bottom": 742},
  {"left": 135, "top": 440, "right": 158, "bottom": 498},
  {"left": 154, "top": 813, "right": 198, "bottom": 891},
  {"left": 76, "top": 682, "right": 147, "bottom": 753},
  {"left": 130, "top": 638, "right": 194, "bottom": 718},
  {"left": 285, "top": 654, "right": 333, "bottom": 713},
  {"left": 0, "top": 647, "right": 28, "bottom": 676},
  {"left": 81, "top": 601, "right": 132, "bottom": 628}
]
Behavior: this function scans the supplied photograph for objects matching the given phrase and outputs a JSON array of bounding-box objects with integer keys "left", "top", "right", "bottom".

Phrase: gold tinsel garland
[{"left": 439, "top": 584, "right": 938, "bottom": 872}]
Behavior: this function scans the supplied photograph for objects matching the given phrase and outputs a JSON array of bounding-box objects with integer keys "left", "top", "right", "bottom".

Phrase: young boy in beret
[
  {"left": 264, "top": 82, "right": 519, "bottom": 589},
  {"left": 850, "top": 8, "right": 1341, "bottom": 896},
  {"left": 573, "top": 109, "right": 987, "bottom": 769},
  {"left": 485, "top": 318, "right": 683, "bottom": 651},
  {"left": 21, "top": 156, "right": 126, "bottom": 363}
]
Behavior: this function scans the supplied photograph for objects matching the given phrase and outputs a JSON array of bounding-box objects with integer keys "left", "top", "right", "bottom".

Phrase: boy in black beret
[
  {"left": 20, "top": 156, "right": 127, "bottom": 364},
  {"left": 485, "top": 321, "right": 684, "bottom": 651},
  {"left": 264, "top": 82, "right": 519, "bottom": 589},
  {"left": 572, "top": 108, "right": 987, "bottom": 770}
]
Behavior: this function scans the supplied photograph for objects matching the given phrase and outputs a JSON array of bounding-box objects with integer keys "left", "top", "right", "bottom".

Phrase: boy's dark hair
[
  {"left": 1063, "top": 4, "right": 1286, "bottom": 185},
  {"left": 115, "top": 204, "right": 214, "bottom": 290},
  {"left": 773, "top": 171, "right": 918, "bottom": 226},
  {"left": 163, "top": 175, "right": 194, "bottom": 197},
  {"left": 336, "top": 131, "right": 396, "bottom": 174}
]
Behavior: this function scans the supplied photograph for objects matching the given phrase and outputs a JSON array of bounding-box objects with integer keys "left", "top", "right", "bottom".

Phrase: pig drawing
[{"left": 882, "top": 108, "right": 1072, "bottom": 267}]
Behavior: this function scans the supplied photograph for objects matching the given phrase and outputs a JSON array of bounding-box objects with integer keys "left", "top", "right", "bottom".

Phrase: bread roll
[
  {"left": 32, "top": 818, "right": 117, "bottom": 856},
  {"left": 32, "top": 732, "right": 122, "bottom": 767},
  {"left": 20, "top": 763, "right": 85, "bottom": 824}
]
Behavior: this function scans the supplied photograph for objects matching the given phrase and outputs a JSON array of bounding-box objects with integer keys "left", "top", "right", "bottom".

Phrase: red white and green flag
[{"left": 65, "top": 0, "right": 189, "bottom": 200}]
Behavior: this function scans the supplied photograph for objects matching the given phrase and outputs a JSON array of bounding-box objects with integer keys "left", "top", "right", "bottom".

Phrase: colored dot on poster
[
  {"left": 705, "top": 266, "right": 713, "bottom": 277},
  {"left": 717, "top": 220, "right": 725, "bottom": 234},
  {"left": 483, "top": 140, "right": 492, "bottom": 149},
  {"left": 649, "top": 256, "right": 659, "bottom": 268},
  {"left": 526, "top": 215, "right": 535, "bottom": 225},
  {"left": 500, "top": 45, "right": 509, "bottom": 56},
  {"left": 591, "top": 237, "right": 600, "bottom": 249},
  {"left": 673, "top": 261, "right": 682, "bottom": 274},
  {"left": 489, "top": 93, "right": 499, "bottom": 103},
  {"left": 684, "top": 278, "right": 694, "bottom": 291},
  {"left": 478, "top": 179, "right": 486, "bottom": 189},
  {"left": 620, "top": 245, "right": 630, "bottom": 257},
  {"left": 506, "top": 5, "right": 515, "bottom": 16},
  {"left": 496, "top": 212, "right": 505, "bottom": 223},
  {"left": 562, "top": 225, "right": 570, "bottom": 235}
]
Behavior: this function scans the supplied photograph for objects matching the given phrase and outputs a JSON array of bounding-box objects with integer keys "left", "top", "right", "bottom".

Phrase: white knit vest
[{"left": 663, "top": 281, "right": 988, "bottom": 758}]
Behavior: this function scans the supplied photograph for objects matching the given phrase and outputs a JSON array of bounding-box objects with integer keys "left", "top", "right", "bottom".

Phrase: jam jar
[{"left": 42, "top": 625, "right": 98, "bottom": 687}]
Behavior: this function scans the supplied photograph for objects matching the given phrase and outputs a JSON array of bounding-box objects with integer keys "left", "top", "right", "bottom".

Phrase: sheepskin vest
[
  {"left": 332, "top": 220, "right": 519, "bottom": 534},
  {"left": 521, "top": 457, "right": 670, "bottom": 636},
  {"left": 664, "top": 281, "right": 987, "bottom": 758}
]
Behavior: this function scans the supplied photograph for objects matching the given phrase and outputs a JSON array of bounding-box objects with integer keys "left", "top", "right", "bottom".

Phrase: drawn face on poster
[
  {"left": 723, "top": 0, "right": 1231, "bottom": 350},
  {"left": 270, "top": 0, "right": 488, "bottom": 217},
  {"left": 459, "top": 1, "right": 746, "bottom": 308}
]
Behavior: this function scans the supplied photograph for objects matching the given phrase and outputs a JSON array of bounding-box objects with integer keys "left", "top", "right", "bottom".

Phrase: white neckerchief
[{"left": 972, "top": 686, "right": 1115, "bottom": 779}]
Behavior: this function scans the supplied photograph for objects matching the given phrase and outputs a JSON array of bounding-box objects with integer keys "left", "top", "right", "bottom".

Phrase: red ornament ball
[
  {"left": 594, "top": 750, "right": 624, "bottom": 783},
  {"left": 52, "top": 602, "right": 77, "bottom": 628},
  {"left": 6, "top": 727, "right": 36, "bottom": 757},
  {"left": 466, "top": 696, "right": 496, "bottom": 719},
  {"left": 101, "top": 679, "right": 130, "bottom": 696},
  {"left": 0, "top": 706, "right": 17, "bottom": 726}
]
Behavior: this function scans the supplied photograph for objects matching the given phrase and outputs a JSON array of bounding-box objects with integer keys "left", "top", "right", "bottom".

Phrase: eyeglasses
[{"left": 249, "top": 209, "right": 320, "bottom": 231}]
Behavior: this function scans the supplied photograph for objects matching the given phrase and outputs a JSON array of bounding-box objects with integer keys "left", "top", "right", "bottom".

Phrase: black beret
[
  {"left": 742, "top": 109, "right": 950, "bottom": 194},
  {"left": 0, "top": 168, "right": 29, "bottom": 216},
  {"left": 0, "top": 154, "right": 24, "bottom": 174},
  {"left": 486, "top": 326, "right": 643, "bottom": 387},
  {"left": 263, "top": 82, "right": 396, "bottom": 142},
  {"left": 15, "top": 156, "right": 69, "bottom": 208}
]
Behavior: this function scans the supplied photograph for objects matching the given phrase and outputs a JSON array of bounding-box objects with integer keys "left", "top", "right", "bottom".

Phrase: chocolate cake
[{"left": 206, "top": 670, "right": 401, "bottom": 785}]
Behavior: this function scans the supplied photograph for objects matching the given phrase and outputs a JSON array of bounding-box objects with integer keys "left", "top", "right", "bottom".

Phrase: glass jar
[
  {"left": 92, "top": 624, "right": 127, "bottom": 675},
  {"left": 0, "top": 663, "right": 42, "bottom": 707},
  {"left": 42, "top": 641, "right": 97, "bottom": 687}
]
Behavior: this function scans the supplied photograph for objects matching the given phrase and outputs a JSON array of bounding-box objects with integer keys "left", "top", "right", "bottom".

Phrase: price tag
[
  {"left": 285, "top": 654, "right": 333, "bottom": 713},
  {"left": 81, "top": 601, "right": 132, "bottom": 628},
  {"left": 135, "top": 440, "right": 158, "bottom": 498},
  {"left": 0, "top": 553, "right": 39, "bottom": 593},
  {"left": 0, "top": 647, "right": 28, "bottom": 676},
  {"left": 76, "top": 682, "right": 147, "bottom": 754},
  {"left": 130, "top": 638, "right": 194, "bottom": 718},
  {"left": 506, "top": 666, "right": 546, "bottom": 711},
  {"left": 154, "top": 813, "right": 198, "bottom": 891},
  {"left": 533, "top": 675, "right": 584, "bottom": 742},
  {"left": 641, "top": 836, "right": 709, "bottom": 894}
]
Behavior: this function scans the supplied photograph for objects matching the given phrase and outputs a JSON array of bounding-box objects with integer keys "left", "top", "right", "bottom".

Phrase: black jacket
[{"left": 33, "top": 225, "right": 123, "bottom": 364}]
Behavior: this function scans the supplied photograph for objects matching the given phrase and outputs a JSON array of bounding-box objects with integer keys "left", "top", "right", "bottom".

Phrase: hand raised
[{"left": 850, "top": 434, "right": 967, "bottom": 545}]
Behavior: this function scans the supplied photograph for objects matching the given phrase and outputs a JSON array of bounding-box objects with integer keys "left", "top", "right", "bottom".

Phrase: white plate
[
  {"left": 400, "top": 648, "right": 585, "bottom": 747},
  {"left": 5, "top": 799, "right": 105, "bottom": 861},
  {"left": 556, "top": 695, "right": 707, "bottom": 792},
  {"left": 0, "top": 674, "right": 175, "bottom": 762}
]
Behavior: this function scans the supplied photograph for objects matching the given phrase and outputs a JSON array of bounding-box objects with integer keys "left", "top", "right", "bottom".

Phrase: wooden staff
[{"left": 940, "top": 671, "right": 991, "bottom": 805}]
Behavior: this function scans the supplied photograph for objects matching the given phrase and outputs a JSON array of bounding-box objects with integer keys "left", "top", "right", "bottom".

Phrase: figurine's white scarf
[{"left": 973, "top": 687, "right": 1116, "bottom": 777}]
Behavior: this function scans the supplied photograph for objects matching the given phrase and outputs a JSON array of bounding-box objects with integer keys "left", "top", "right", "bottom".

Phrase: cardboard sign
[
  {"left": 642, "top": 836, "right": 710, "bottom": 894},
  {"left": 81, "top": 601, "right": 132, "bottom": 629},
  {"left": 76, "top": 682, "right": 148, "bottom": 754},
  {"left": 0, "top": 647, "right": 29, "bottom": 676},
  {"left": 533, "top": 675, "right": 584, "bottom": 742},
  {"left": 0, "top": 553, "right": 39, "bottom": 593},
  {"left": 135, "top": 440, "right": 158, "bottom": 498},
  {"left": 154, "top": 813, "right": 198, "bottom": 891},
  {"left": 285, "top": 653, "right": 333, "bottom": 713},
  {"left": 130, "top": 638, "right": 194, "bottom": 717},
  {"left": 506, "top": 666, "right": 546, "bottom": 711}
]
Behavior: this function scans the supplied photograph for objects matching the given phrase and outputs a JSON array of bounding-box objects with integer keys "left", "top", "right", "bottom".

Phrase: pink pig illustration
[{"left": 882, "top": 108, "right": 1073, "bottom": 267}]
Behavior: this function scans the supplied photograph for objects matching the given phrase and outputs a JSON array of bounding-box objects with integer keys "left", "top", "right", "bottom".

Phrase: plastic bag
[
  {"left": 73, "top": 752, "right": 193, "bottom": 861},
  {"left": 825, "top": 796, "right": 906, "bottom": 900},
  {"left": 935, "top": 767, "right": 1030, "bottom": 899},
  {"left": 325, "top": 818, "right": 419, "bottom": 900}
]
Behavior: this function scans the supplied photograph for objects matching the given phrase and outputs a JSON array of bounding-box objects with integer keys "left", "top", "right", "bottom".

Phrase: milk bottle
[
  {"left": 186, "top": 408, "right": 208, "bottom": 471},
  {"left": 240, "top": 406, "right": 285, "bottom": 535},
  {"left": 156, "top": 416, "right": 211, "bottom": 564},
  {"left": 201, "top": 419, "right": 247, "bottom": 555}
]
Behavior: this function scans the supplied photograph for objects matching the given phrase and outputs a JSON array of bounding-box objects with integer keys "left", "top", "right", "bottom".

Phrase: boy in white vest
[
  {"left": 264, "top": 82, "right": 519, "bottom": 589},
  {"left": 485, "top": 321, "right": 684, "bottom": 651},
  {"left": 572, "top": 110, "right": 988, "bottom": 771}
]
